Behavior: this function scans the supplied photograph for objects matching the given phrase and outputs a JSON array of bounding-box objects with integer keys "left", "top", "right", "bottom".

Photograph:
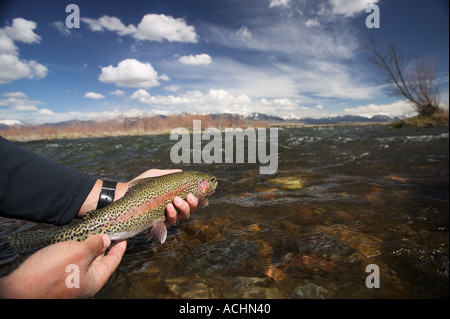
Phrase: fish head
[{"left": 197, "top": 173, "right": 218, "bottom": 197}]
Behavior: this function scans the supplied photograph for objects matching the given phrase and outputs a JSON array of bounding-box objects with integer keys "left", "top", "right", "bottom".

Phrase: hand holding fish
[
  {"left": 2, "top": 169, "right": 216, "bottom": 298},
  {"left": 0, "top": 234, "right": 125, "bottom": 298}
]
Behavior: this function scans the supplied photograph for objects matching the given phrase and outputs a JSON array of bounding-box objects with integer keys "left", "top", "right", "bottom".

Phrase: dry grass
[
  {"left": 0, "top": 114, "right": 267, "bottom": 141},
  {"left": 392, "top": 109, "right": 449, "bottom": 128}
]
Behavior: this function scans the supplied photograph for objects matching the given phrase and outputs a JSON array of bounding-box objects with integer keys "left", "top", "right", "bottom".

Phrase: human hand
[{"left": 0, "top": 234, "right": 126, "bottom": 299}]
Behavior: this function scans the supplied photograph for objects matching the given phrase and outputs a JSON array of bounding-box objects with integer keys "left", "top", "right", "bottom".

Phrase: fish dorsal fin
[{"left": 126, "top": 177, "right": 155, "bottom": 195}]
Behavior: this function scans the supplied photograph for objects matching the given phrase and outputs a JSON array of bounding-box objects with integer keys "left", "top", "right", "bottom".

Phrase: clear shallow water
[{"left": 0, "top": 125, "right": 448, "bottom": 298}]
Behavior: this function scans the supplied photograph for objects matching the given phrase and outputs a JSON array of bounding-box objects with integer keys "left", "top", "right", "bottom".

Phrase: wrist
[
  {"left": 78, "top": 179, "right": 102, "bottom": 217},
  {"left": 77, "top": 180, "right": 128, "bottom": 218},
  {"left": 114, "top": 182, "right": 128, "bottom": 201}
]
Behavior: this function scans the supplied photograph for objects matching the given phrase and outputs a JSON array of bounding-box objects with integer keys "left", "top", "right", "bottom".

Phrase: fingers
[
  {"left": 84, "top": 235, "right": 127, "bottom": 294},
  {"left": 186, "top": 193, "right": 198, "bottom": 212},
  {"left": 165, "top": 203, "right": 177, "bottom": 227},
  {"left": 83, "top": 234, "right": 110, "bottom": 261},
  {"left": 165, "top": 194, "right": 198, "bottom": 227},
  {"left": 95, "top": 240, "right": 127, "bottom": 275}
]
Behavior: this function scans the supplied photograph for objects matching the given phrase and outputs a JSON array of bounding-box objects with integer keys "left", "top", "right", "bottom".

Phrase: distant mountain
[
  {"left": 300, "top": 114, "right": 396, "bottom": 124},
  {"left": 243, "top": 112, "right": 285, "bottom": 122},
  {"left": 0, "top": 113, "right": 397, "bottom": 129}
]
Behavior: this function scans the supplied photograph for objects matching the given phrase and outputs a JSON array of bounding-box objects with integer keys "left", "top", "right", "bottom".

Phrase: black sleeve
[{"left": 0, "top": 136, "right": 98, "bottom": 226}]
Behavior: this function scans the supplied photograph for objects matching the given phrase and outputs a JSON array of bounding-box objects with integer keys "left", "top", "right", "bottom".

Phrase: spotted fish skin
[{"left": 8, "top": 171, "right": 218, "bottom": 253}]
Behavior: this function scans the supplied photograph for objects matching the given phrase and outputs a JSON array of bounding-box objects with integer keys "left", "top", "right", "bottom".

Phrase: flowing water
[{"left": 0, "top": 125, "right": 448, "bottom": 298}]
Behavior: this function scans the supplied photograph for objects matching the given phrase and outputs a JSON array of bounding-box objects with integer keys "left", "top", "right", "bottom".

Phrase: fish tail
[{"left": 8, "top": 229, "right": 58, "bottom": 253}]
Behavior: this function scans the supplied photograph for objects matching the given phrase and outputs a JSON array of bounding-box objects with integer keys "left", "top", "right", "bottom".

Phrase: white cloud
[
  {"left": 0, "top": 18, "right": 48, "bottom": 85},
  {"left": 205, "top": 18, "right": 357, "bottom": 60},
  {"left": 99, "top": 58, "right": 165, "bottom": 88},
  {"left": 82, "top": 13, "right": 197, "bottom": 43},
  {"left": 0, "top": 92, "right": 50, "bottom": 123},
  {"left": 329, "top": 0, "right": 378, "bottom": 17},
  {"left": 179, "top": 54, "right": 212, "bottom": 66},
  {"left": 0, "top": 92, "right": 45, "bottom": 111},
  {"left": 37, "top": 108, "right": 54, "bottom": 115},
  {"left": 135, "top": 14, "right": 197, "bottom": 43},
  {"left": 2, "top": 18, "right": 42, "bottom": 43},
  {"left": 84, "top": 92, "right": 105, "bottom": 99},
  {"left": 164, "top": 85, "right": 181, "bottom": 92},
  {"left": 305, "top": 18, "right": 320, "bottom": 27},
  {"left": 130, "top": 88, "right": 151, "bottom": 103},
  {"left": 236, "top": 26, "right": 252, "bottom": 40},
  {"left": 110, "top": 89, "right": 125, "bottom": 96},
  {"left": 0, "top": 119, "right": 21, "bottom": 126},
  {"left": 82, "top": 16, "right": 136, "bottom": 35},
  {"left": 344, "top": 100, "right": 416, "bottom": 118},
  {"left": 269, "top": 0, "right": 290, "bottom": 8},
  {"left": 50, "top": 21, "right": 71, "bottom": 36},
  {"left": 130, "top": 88, "right": 252, "bottom": 114}
]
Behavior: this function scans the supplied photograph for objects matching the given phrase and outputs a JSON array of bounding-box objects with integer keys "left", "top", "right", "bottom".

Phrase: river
[{"left": 0, "top": 125, "right": 448, "bottom": 298}]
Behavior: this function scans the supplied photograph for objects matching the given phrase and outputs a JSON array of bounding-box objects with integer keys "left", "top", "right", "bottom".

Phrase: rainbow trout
[{"left": 9, "top": 171, "right": 218, "bottom": 252}]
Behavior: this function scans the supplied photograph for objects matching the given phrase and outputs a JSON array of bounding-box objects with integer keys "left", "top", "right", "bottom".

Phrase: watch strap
[{"left": 97, "top": 180, "right": 117, "bottom": 209}]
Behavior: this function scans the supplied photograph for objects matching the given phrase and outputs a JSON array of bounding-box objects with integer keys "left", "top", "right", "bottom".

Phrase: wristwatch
[{"left": 97, "top": 180, "right": 117, "bottom": 209}]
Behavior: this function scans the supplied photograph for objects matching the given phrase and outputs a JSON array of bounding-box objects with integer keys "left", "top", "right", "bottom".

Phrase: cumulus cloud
[
  {"left": 99, "top": 58, "right": 168, "bottom": 88},
  {"left": 82, "top": 16, "right": 136, "bottom": 35},
  {"left": 110, "top": 89, "right": 125, "bottom": 96},
  {"left": 0, "top": 18, "right": 48, "bottom": 85},
  {"left": 269, "top": 0, "right": 290, "bottom": 8},
  {"left": 1, "top": 18, "right": 42, "bottom": 43},
  {"left": 329, "top": 0, "right": 378, "bottom": 17},
  {"left": 179, "top": 54, "right": 212, "bottom": 66},
  {"left": 84, "top": 92, "right": 105, "bottom": 99},
  {"left": 344, "top": 100, "right": 416, "bottom": 118},
  {"left": 82, "top": 13, "right": 197, "bottom": 43},
  {"left": 130, "top": 88, "right": 252, "bottom": 114}
]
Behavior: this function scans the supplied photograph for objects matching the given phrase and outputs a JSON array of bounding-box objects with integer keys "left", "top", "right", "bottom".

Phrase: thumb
[{"left": 83, "top": 234, "right": 111, "bottom": 259}]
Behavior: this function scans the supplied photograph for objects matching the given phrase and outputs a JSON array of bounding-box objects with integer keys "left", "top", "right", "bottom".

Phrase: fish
[{"left": 8, "top": 171, "right": 218, "bottom": 253}]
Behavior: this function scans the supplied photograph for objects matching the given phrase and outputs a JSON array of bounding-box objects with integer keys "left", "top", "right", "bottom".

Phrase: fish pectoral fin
[
  {"left": 198, "top": 196, "right": 209, "bottom": 208},
  {"left": 145, "top": 221, "right": 167, "bottom": 244}
]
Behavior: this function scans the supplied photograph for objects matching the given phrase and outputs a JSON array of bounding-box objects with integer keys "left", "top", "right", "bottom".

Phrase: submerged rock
[
  {"left": 183, "top": 237, "right": 258, "bottom": 276},
  {"left": 165, "top": 276, "right": 217, "bottom": 298},
  {"left": 268, "top": 176, "right": 305, "bottom": 189},
  {"left": 317, "top": 224, "right": 383, "bottom": 258},
  {"left": 297, "top": 231, "right": 356, "bottom": 260},
  {"left": 220, "top": 276, "right": 285, "bottom": 299},
  {"left": 290, "top": 283, "right": 328, "bottom": 299}
]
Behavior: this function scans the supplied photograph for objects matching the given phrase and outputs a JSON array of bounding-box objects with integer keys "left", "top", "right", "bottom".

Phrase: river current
[{"left": 0, "top": 125, "right": 448, "bottom": 298}]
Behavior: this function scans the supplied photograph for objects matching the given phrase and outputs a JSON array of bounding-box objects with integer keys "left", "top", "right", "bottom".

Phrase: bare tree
[{"left": 367, "top": 40, "right": 440, "bottom": 117}]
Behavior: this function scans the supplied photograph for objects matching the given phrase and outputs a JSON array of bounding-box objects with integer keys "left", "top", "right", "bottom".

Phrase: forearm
[
  {"left": 76, "top": 180, "right": 128, "bottom": 218},
  {"left": 0, "top": 136, "right": 97, "bottom": 225}
]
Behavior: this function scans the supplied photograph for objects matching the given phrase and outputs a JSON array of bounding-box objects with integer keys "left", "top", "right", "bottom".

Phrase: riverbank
[
  {"left": 0, "top": 114, "right": 395, "bottom": 142},
  {"left": 0, "top": 114, "right": 267, "bottom": 142},
  {"left": 392, "top": 110, "right": 449, "bottom": 128}
]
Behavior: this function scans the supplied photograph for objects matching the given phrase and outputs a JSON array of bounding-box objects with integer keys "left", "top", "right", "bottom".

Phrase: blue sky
[{"left": 0, "top": 0, "right": 448, "bottom": 124}]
